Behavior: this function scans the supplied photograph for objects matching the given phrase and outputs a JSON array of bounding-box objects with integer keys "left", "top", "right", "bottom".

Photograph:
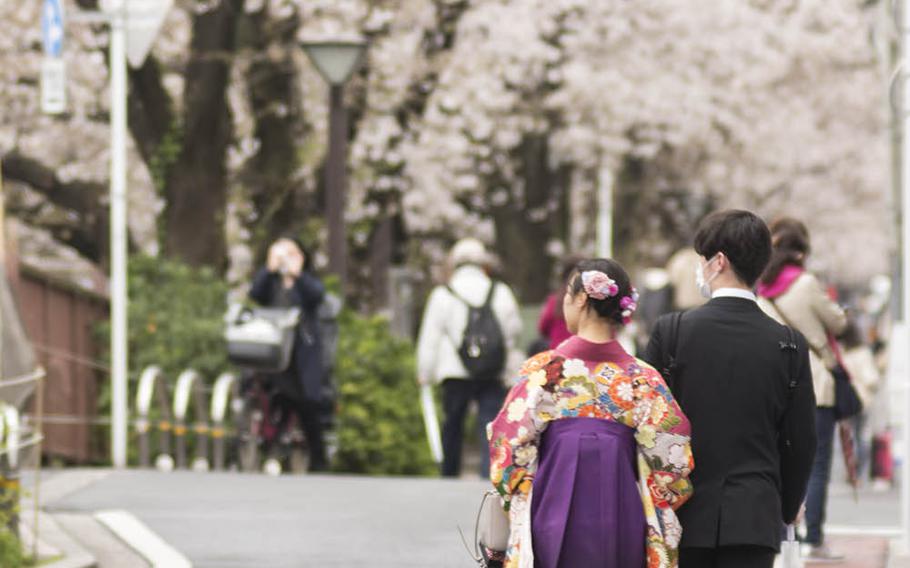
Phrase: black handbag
[{"left": 832, "top": 363, "right": 863, "bottom": 421}]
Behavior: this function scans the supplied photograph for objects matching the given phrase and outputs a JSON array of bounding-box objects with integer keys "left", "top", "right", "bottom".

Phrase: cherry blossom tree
[{"left": 0, "top": 0, "right": 891, "bottom": 299}]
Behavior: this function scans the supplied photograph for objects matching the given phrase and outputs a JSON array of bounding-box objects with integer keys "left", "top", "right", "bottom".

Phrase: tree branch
[
  {"left": 1, "top": 151, "right": 110, "bottom": 263},
  {"left": 2, "top": 151, "right": 104, "bottom": 220}
]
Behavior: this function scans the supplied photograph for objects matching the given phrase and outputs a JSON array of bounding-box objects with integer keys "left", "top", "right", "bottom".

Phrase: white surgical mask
[{"left": 695, "top": 255, "right": 720, "bottom": 299}]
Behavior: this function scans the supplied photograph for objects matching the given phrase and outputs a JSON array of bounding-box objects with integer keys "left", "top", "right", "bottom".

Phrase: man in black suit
[{"left": 643, "top": 210, "right": 817, "bottom": 568}]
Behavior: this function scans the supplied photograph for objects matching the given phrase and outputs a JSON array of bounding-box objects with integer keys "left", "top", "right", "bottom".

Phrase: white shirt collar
[{"left": 712, "top": 287, "right": 757, "bottom": 302}]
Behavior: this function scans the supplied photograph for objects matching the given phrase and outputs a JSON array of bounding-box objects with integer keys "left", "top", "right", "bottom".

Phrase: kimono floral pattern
[{"left": 488, "top": 350, "right": 694, "bottom": 568}]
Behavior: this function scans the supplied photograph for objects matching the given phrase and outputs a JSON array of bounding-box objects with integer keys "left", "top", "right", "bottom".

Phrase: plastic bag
[{"left": 777, "top": 525, "right": 804, "bottom": 568}]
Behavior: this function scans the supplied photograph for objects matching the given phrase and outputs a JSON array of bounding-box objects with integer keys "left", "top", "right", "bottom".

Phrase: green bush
[
  {"left": 0, "top": 529, "right": 25, "bottom": 568},
  {"left": 96, "top": 255, "right": 230, "bottom": 462},
  {"left": 97, "top": 255, "right": 230, "bottom": 386},
  {"left": 331, "top": 310, "right": 436, "bottom": 476},
  {"left": 0, "top": 492, "right": 26, "bottom": 568}
]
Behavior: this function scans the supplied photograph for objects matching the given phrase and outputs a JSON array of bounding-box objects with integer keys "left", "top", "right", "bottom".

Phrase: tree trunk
[
  {"left": 490, "top": 134, "right": 569, "bottom": 304},
  {"left": 162, "top": 0, "right": 242, "bottom": 269},
  {"left": 240, "top": 7, "right": 308, "bottom": 264}
]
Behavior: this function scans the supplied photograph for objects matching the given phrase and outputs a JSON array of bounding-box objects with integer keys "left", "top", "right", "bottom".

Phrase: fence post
[
  {"left": 210, "top": 373, "right": 237, "bottom": 471},
  {"left": 173, "top": 370, "right": 210, "bottom": 471},
  {"left": 135, "top": 367, "right": 160, "bottom": 468},
  {"left": 154, "top": 372, "right": 174, "bottom": 471},
  {"left": 190, "top": 373, "right": 210, "bottom": 472}
]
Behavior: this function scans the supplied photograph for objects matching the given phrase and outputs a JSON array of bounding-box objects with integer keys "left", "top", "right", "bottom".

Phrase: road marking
[
  {"left": 826, "top": 525, "right": 902, "bottom": 537},
  {"left": 94, "top": 509, "right": 192, "bottom": 568}
]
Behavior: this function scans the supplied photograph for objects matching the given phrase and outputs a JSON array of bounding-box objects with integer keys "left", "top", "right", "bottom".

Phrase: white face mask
[{"left": 695, "top": 255, "right": 720, "bottom": 299}]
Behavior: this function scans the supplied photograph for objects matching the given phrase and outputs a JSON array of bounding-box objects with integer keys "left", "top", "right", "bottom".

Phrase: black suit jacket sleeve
[{"left": 779, "top": 334, "right": 818, "bottom": 523}]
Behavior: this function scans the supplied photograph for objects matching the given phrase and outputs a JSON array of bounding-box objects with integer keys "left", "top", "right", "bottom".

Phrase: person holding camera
[{"left": 249, "top": 237, "right": 328, "bottom": 472}]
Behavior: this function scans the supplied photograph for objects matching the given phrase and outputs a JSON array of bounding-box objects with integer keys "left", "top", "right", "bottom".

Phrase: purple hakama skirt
[{"left": 530, "top": 417, "right": 646, "bottom": 568}]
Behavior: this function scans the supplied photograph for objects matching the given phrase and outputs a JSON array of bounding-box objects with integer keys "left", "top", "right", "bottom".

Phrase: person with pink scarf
[{"left": 757, "top": 218, "right": 847, "bottom": 562}]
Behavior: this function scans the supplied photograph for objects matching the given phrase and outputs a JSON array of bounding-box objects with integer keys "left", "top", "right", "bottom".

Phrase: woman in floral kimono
[{"left": 488, "top": 258, "right": 694, "bottom": 568}]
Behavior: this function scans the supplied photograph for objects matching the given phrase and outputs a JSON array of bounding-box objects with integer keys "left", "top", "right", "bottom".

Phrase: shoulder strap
[
  {"left": 778, "top": 326, "right": 800, "bottom": 448},
  {"left": 446, "top": 285, "right": 468, "bottom": 307},
  {"left": 660, "top": 311, "right": 684, "bottom": 386},
  {"left": 446, "top": 282, "right": 496, "bottom": 310},
  {"left": 770, "top": 298, "right": 823, "bottom": 362},
  {"left": 781, "top": 327, "right": 799, "bottom": 395},
  {"left": 669, "top": 311, "right": 683, "bottom": 360},
  {"left": 483, "top": 280, "right": 498, "bottom": 309}
]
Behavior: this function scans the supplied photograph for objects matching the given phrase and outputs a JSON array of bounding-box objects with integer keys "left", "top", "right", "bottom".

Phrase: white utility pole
[
  {"left": 65, "top": 0, "right": 171, "bottom": 469},
  {"left": 597, "top": 165, "right": 614, "bottom": 258},
  {"left": 900, "top": 0, "right": 910, "bottom": 551},
  {"left": 108, "top": 0, "right": 129, "bottom": 469}
]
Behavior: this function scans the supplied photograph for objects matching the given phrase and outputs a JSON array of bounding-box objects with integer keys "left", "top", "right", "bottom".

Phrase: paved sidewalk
[{"left": 818, "top": 535, "right": 889, "bottom": 568}]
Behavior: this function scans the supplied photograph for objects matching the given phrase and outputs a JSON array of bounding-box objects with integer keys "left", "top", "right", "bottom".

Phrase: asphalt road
[
  {"left": 46, "top": 470, "right": 490, "bottom": 568},
  {"left": 37, "top": 466, "right": 903, "bottom": 568}
]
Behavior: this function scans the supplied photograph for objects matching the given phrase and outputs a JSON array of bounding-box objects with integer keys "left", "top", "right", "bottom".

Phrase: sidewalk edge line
[
  {"left": 93, "top": 509, "right": 192, "bottom": 568},
  {"left": 825, "top": 525, "right": 903, "bottom": 537}
]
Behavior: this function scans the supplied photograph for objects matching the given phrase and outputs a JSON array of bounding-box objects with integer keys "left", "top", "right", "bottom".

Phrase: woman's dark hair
[
  {"left": 694, "top": 209, "right": 771, "bottom": 287},
  {"left": 555, "top": 254, "right": 585, "bottom": 319},
  {"left": 283, "top": 235, "right": 315, "bottom": 273},
  {"left": 760, "top": 217, "right": 810, "bottom": 286},
  {"left": 568, "top": 258, "right": 633, "bottom": 326}
]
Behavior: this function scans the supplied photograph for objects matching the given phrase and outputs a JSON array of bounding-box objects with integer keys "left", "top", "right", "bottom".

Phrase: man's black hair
[{"left": 693, "top": 210, "right": 772, "bottom": 288}]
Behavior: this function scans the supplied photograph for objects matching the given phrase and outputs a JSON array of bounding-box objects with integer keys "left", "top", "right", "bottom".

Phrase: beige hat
[{"left": 450, "top": 238, "right": 488, "bottom": 267}]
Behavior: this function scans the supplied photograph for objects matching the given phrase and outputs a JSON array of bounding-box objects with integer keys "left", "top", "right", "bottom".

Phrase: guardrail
[
  {"left": 172, "top": 370, "right": 210, "bottom": 472},
  {"left": 133, "top": 367, "right": 245, "bottom": 473},
  {"left": 134, "top": 366, "right": 173, "bottom": 470},
  {"left": 209, "top": 373, "right": 238, "bottom": 471}
]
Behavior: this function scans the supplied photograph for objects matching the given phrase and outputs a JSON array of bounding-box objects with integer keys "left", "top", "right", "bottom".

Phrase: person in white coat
[{"left": 416, "top": 238, "right": 523, "bottom": 477}]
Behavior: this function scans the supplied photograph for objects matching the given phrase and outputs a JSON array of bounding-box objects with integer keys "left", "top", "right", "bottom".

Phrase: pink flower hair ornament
[
  {"left": 581, "top": 270, "right": 620, "bottom": 300},
  {"left": 620, "top": 289, "right": 640, "bottom": 325}
]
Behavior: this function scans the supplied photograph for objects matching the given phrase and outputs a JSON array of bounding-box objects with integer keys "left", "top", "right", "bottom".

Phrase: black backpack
[{"left": 447, "top": 282, "right": 507, "bottom": 380}]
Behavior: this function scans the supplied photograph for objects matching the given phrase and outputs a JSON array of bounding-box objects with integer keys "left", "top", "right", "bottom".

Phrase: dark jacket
[
  {"left": 249, "top": 268, "right": 325, "bottom": 402},
  {"left": 642, "top": 297, "right": 816, "bottom": 551}
]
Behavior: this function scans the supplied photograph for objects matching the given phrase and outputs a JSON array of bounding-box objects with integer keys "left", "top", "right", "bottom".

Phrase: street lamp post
[{"left": 301, "top": 40, "right": 367, "bottom": 290}]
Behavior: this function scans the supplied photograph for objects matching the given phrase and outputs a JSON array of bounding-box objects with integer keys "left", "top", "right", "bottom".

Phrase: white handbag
[
  {"left": 224, "top": 305, "right": 300, "bottom": 372},
  {"left": 461, "top": 490, "right": 510, "bottom": 567},
  {"left": 776, "top": 525, "right": 804, "bottom": 568}
]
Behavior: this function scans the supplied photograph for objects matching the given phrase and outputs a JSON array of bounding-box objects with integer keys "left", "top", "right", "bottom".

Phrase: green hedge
[
  {"left": 95, "top": 256, "right": 436, "bottom": 475},
  {"left": 96, "top": 255, "right": 230, "bottom": 462},
  {"left": 97, "top": 254, "right": 230, "bottom": 384},
  {"left": 331, "top": 310, "right": 436, "bottom": 476}
]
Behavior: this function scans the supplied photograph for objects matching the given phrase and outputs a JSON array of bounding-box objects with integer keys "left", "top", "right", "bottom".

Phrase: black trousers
[
  {"left": 680, "top": 546, "right": 776, "bottom": 568},
  {"left": 271, "top": 394, "right": 328, "bottom": 472},
  {"left": 441, "top": 378, "right": 505, "bottom": 478}
]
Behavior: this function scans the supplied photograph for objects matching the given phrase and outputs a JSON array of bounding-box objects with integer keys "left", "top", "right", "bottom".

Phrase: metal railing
[{"left": 131, "top": 366, "right": 242, "bottom": 473}]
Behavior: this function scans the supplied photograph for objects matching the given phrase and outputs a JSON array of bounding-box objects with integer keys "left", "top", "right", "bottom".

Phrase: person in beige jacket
[{"left": 756, "top": 218, "right": 846, "bottom": 562}]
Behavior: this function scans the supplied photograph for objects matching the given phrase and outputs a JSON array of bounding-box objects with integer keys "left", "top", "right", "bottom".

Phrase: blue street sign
[{"left": 42, "top": 0, "right": 64, "bottom": 58}]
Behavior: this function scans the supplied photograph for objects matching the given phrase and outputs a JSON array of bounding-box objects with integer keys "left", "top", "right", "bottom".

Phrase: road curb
[
  {"left": 94, "top": 509, "right": 192, "bottom": 568},
  {"left": 22, "top": 511, "right": 97, "bottom": 568}
]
